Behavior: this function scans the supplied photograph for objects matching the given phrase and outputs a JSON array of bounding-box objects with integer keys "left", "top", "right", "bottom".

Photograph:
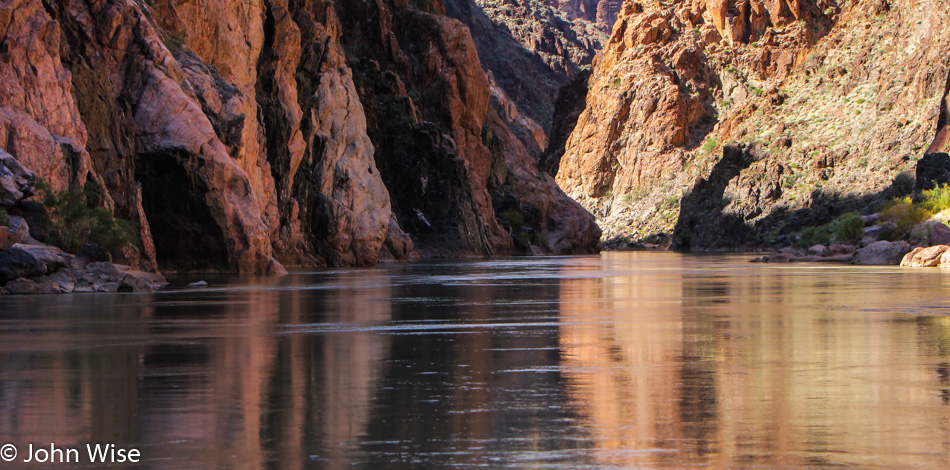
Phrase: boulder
[
  {"left": 0, "top": 229, "right": 13, "bottom": 251},
  {"left": 16, "top": 245, "right": 70, "bottom": 274},
  {"left": 0, "top": 149, "right": 34, "bottom": 206},
  {"left": 828, "top": 244, "right": 856, "bottom": 255},
  {"left": 2, "top": 277, "right": 60, "bottom": 295},
  {"left": 910, "top": 220, "right": 938, "bottom": 244},
  {"left": 851, "top": 241, "right": 912, "bottom": 266},
  {"left": 900, "top": 245, "right": 950, "bottom": 267},
  {"left": 779, "top": 247, "right": 805, "bottom": 258},
  {"left": 5, "top": 216, "right": 30, "bottom": 244},
  {"left": 930, "top": 222, "right": 950, "bottom": 246},
  {"left": 82, "top": 262, "right": 167, "bottom": 293},
  {"left": 76, "top": 243, "right": 112, "bottom": 264},
  {"left": 751, "top": 253, "right": 793, "bottom": 263},
  {"left": 0, "top": 248, "right": 47, "bottom": 284},
  {"left": 807, "top": 244, "right": 829, "bottom": 256}
]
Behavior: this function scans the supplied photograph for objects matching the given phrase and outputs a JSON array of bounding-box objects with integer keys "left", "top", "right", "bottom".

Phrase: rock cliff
[
  {"left": 0, "top": 0, "right": 599, "bottom": 276},
  {"left": 444, "top": 0, "right": 606, "bottom": 131},
  {"left": 557, "top": 0, "right": 950, "bottom": 249},
  {"left": 544, "top": 0, "right": 622, "bottom": 31}
]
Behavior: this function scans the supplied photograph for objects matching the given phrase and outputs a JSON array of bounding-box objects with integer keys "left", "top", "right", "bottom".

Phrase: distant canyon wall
[
  {"left": 443, "top": 0, "right": 609, "bottom": 133},
  {"left": 556, "top": 0, "right": 950, "bottom": 248},
  {"left": 0, "top": 0, "right": 599, "bottom": 272}
]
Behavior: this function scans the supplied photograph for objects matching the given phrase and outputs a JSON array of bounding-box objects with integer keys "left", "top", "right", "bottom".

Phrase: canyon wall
[
  {"left": 544, "top": 0, "right": 622, "bottom": 31},
  {"left": 557, "top": 0, "right": 950, "bottom": 249},
  {"left": 0, "top": 0, "right": 599, "bottom": 272},
  {"left": 444, "top": 0, "right": 607, "bottom": 132}
]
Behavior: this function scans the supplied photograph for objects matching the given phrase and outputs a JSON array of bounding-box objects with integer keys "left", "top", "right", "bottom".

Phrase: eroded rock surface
[
  {"left": 556, "top": 0, "right": 950, "bottom": 249},
  {"left": 0, "top": 0, "right": 599, "bottom": 279},
  {"left": 445, "top": 0, "right": 606, "bottom": 129}
]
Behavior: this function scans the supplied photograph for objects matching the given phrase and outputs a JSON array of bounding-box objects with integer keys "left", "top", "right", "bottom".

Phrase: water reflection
[
  {"left": 560, "top": 253, "right": 950, "bottom": 468},
  {"left": 0, "top": 253, "right": 948, "bottom": 468}
]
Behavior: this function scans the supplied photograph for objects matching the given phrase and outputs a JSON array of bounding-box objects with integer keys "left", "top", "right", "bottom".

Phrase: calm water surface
[{"left": 1, "top": 252, "right": 950, "bottom": 468}]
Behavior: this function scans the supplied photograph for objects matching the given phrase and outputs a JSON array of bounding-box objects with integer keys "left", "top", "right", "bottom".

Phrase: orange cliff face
[
  {"left": 555, "top": 0, "right": 950, "bottom": 249},
  {"left": 0, "top": 0, "right": 600, "bottom": 273}
]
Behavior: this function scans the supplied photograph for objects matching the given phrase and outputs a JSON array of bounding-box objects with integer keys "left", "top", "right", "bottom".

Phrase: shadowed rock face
[
  {"left": 337, "top": 0, "right": 600, "bottom": 257},
  {"left": 0, "top": 0, "right": 599, "bottom": 272},
  {"left": 556, "top": 0, "right": 950, "bottom": 248},
  {"left": 444, "top": 0, "right": 606, "bottom": 130},
  {"left": 544, "top": 0, "right": 622, "bottom": 31}
]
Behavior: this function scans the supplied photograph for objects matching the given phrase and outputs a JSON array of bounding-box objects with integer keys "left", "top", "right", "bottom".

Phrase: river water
[{"left": 0, "top": 252, "right": 949, "bottom": 468}]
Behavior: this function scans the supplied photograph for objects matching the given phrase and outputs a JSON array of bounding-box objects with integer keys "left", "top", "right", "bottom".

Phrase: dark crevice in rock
[
  {"left": 256, "top": 4, "right": 292, "bottom": 203},
  {"left": 541, "top": 71, "right": 589, "bottom": 176},
  {"left": 135, "top": 151, "right": 229, "bottom": 272}
]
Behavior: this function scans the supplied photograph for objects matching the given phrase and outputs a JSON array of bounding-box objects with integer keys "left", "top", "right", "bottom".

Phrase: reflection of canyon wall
[
  {"left": 558, "top": 254, "right": 950, "bottom": 468},
  {"left": 359, "top": 271, "right": 583, "bottom": 467},
  {"left": 558, "top": 253, "right": 693, "bottom": 467},
  {"left": 0, "top": 272, "right": 393, "bottom": 468}
]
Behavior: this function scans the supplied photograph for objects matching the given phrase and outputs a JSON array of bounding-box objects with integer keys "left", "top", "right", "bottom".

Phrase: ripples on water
[{"left": 1, "top": 252, "right": 950, "bottom": 468}]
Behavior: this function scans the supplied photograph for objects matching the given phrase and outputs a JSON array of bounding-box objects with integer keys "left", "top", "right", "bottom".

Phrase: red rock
[
  {"left": 0, "top": 229, "right": 13, "bottom": 251},
  {"left": 556, "top": 0, "right": 950, "bottom": 249},
  {"left": 0, "top": 0, "right": 600, "bottom": 274},
  {"left": 901, "top": 246, "right": 950, "bottom": 267}
]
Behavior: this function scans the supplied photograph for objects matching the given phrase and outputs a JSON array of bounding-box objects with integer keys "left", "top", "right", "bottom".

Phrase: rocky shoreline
[
  {"left": 0, "top": 244, "right": 167, "bottom": 295},
  {"left": 2, "top": 148, "right": 166, "bottom": 295}
]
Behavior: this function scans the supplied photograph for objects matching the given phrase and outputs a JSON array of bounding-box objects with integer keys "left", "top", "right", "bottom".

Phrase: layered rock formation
[
  {"left": 0, "top": 0, "right": 599, "bottom": 276},
  {"left": 556, "top": 0, "right": 950, "bottom": 250},
  {"left": 337, "top": 0, "right": 600, "bottom": 257},
  {"left": 444, "top": 0, "right": 607, "bottom": 129}
]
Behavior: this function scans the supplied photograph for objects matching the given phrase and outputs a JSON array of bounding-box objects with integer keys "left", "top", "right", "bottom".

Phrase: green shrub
[
  {"left": 833, "top": 212, "right": 864, "bottom": 243},
  {"left": 0, "top": 207, "right": 8, "bottom": 227},
  {"left": 798, "top": 224, "right": 834, "bottom": 247},
  {"left": 796, "top": 212, "right": 865, "bottom": 246},
  {"left": 500, "top": 209, "right": 525, "bottom": 234},
  {"left": 880, "top": 196, "right": 932, "bottom": 239},
  {"left": 920, "top": 184, "right": 950, "bottom": 214},
  {"left": 164, "top": 33, "right": 185, "bottom": 51},
  {"left": 701, "top": 137, "right": 718, "bottom": 154},
  {"left": 891, "top": 172, "right": 916, "bottom": 196},
  {"left": 35, "top": 179, "right": 139, "bottom": 257}
]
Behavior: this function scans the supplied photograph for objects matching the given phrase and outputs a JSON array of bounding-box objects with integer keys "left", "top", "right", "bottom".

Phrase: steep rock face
[
  {"left": 337, "top": 0, "right": 600, "bottom": 256},
  {"left": 0, "top": 1, "right": 92, "bottom": 195},
  {"left": 540, "top": 71, "right": 591, "bottom": 176},
  {"left": 444, "top": 0, "right": 605, "bottom": 130},
  {"left": 557, "top": 0, "right": 950, "bottom": 249},
  {"left": 1, "top": 0, "right": 598, "bottom": 272}
]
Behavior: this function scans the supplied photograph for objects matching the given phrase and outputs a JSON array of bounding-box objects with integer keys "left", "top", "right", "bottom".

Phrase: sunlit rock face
[
  {"left": 0, "top": 0, "right": 599, "bottom": 272},
  {"left": 556, "top": 0, "right": 950, "bottom": 249}
]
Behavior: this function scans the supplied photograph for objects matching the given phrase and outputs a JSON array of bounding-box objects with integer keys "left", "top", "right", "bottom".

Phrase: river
[{"left": 0, "top": 252, "right": 949, "bottom": 468}]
